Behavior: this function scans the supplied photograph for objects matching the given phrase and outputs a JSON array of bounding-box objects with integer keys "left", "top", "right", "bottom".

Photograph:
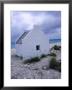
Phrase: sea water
[{"left": 49, "top": 39, "right": 61, "bottom": 43}]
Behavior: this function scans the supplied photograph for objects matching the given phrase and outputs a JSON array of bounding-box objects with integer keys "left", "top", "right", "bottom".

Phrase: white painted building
[{"left": 16, "top": 25, "right": 49, "bottom": 59}]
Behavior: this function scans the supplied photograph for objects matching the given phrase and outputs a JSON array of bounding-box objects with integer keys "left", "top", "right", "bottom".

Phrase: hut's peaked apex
[
  {"left": 33, "top": 25, "right": 41, "bottom": 31},
  {"left": 16, "top": 25, "right": 41, "bottom": 44}
]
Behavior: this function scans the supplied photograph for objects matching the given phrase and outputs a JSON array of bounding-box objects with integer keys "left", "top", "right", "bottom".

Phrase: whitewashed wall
[{"left": 16, "top": 29, "right": 49, "bottom": 60}]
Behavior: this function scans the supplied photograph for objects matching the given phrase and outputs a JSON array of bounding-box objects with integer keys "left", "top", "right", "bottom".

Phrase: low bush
[
  {"left": 20, "top": 56, "right": 23, "bottom": 59},
  {"left": 50, "top": 45, "right": 61, "bottom": 51},
  {"left": 49, "top": 58, "right": 61, "bottom": 72},
  {"left": 24, "top": 57, "right": 40, "bottom": 64},
  {"left": 15, "top": 55, "right": 23, "bottom": 59},
  {"left": 40, "top": 54, "right": 47, "bottom": 58},
  {"left": 53, "top": 45, "right": 61, "bottom": 50},
  {"left": 15, "top": 55, "right": 19, "bottom": 57},
  {"left": 49, "top": 53, "right": 56, "bottom": 57}
]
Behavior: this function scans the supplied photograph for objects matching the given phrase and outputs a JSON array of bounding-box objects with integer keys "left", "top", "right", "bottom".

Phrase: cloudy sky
[{"left": 11, "top": 11, "right": 61, "bottom": 43}]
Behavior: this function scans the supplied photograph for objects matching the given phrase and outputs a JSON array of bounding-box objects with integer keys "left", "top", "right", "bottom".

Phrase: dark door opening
[{"left": 36, "top": 45, "right": 40, "bottom": 50}]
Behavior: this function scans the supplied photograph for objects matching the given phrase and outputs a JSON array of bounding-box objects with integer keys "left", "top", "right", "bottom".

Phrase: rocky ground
[{"left": 11, "top": 54, "right": 61, "bottom": 79}]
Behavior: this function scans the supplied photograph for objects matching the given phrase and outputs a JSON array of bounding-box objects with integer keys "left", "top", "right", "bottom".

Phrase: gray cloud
[{"left": 11, "top": 11, "right": 61, "bottom": 43}]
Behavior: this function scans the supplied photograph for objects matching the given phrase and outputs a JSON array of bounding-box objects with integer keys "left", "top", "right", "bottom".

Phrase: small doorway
[{"left": 36, "top": 45, "right": 40, "bottom": 50}]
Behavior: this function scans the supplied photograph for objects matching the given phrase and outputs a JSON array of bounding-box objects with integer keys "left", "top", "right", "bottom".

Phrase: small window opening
[{"left": 36, "top": 45, "right": 40, "bottom": 50}]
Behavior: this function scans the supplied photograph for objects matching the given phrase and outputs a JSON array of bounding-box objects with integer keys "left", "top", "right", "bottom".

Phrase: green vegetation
[
  {"left": 48, "top": 53, "right": 56, "bottom": 57},
  {"left": 24, "top": 57, "right": 40, "bottom": 64},
  {"left": 53, "top": 45, "right": 61, "bottom": 50},
  {"left": 15, "top": 55, "right": 19, "bottom": 57},
  {"left": 50, "top": 45, "right": 61, "bottom": 51},
  {"left": 20, "top": 56, "right": 23, "bottom": 59},
  {"left": 49, "top": 58, "right": 61, "bottom": 72},
  {"left": 15, "top": 55, "right": 23, "bottom": 59},
  {"left": 40, "top": 54, "right": 47, "bottom": 58}
]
